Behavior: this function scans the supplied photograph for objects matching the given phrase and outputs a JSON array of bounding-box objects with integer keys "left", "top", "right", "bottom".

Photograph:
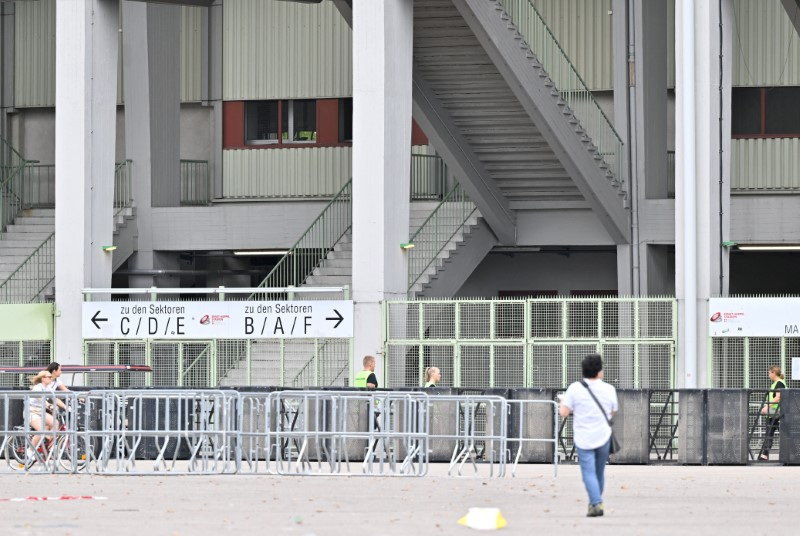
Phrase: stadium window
[
  {"left": 245, "top": 99, "right": 317, "bottom": 145},
  {"left": 339, "top": 98, "right": 353, "bottom": 142},
  {"left": 732, "top": 87, "right": 800, "bottom": 138}
]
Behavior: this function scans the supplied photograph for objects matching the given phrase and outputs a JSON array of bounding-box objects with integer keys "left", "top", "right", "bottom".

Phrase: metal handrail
[
  {"left": 411, "top": 153, "right": 446, "bottom": 201},
  {"left": 114, "top": 160, "right": 133, "bottom": 217},
  {"left": 0, "top": 232, "right": 55, "bottom": 303},
  {"left": 499, "top": 0, "right": 626, "bottom": 188},
  {"left": 180, "top": 159, "right": 211, "bottom": 206},
  {"left": 407, "top": 182, "right": 476, "bottom": 291},
  {"left": 249, "top": 179, "right": 352, "bottom": 300},
  {"left": 20, "top": 163, "right": 55, "bottom": 209},
  {"left": 0, "top": 137, "right": 30, "bottom": 236}
]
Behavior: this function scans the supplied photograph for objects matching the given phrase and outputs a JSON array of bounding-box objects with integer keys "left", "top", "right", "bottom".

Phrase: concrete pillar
[
  {"left": 122, "top": 1, "right": 181, "bottom": 289},
  {"left": 0, "top": 2, "right": 14, "bottom": 137},
  {"left": 54, "top": 0, "right": 119, "bottom": 365},
  {"left": 203, "top": 1, "right": 223, "bottom": 199},
  {"left": 351, "top": 0, "right": 413, "bottom": 386},
  {"left": 675, "top": 0, "right": 732, "bottom": 387}
]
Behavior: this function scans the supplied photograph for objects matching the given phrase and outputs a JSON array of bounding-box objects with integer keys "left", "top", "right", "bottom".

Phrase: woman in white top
[
  {"left": 559, "top": 354, "right": 618, "bottom": 518},
  {"left": 28, "top": 370, "right": 56, "bottom": 454},
  {"left": 45, "top": 362, "right": 69, "bottom": 411}
]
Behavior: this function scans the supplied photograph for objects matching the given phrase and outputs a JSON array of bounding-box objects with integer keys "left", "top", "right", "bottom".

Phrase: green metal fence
[
  {"left": 83, "top": 338, "right": 352, "bottom": 388},
  {"left": 0, "top": 232, "right": 55, "bottom": 303},
  {"left": 384, "top": 297, "right": 677, "bottom": 389},
  {"left": 250, "top": 179, "right": 352, "bottom": 299},
  {"left": 407, "top": 182, "right": 476, "bottom": 293},
  {"left": 499, "top": 0, "right": 626, "bottom": 190},
  {"left": 711, "top": 336, "right": 800, "bottom": 389},
  {"left": 180, "top": 159, "right": 211, "bottom": 206},
  {"left": 0, "top": 340, "right": 52, "bottom": 387}
]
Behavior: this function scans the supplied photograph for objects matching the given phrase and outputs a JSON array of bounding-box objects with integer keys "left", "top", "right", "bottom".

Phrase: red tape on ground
[{"left": 0, "top": 496, "right": 107, "bottom": 502}]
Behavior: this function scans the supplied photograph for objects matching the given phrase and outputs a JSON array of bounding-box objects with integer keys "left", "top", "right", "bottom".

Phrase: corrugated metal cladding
[
  {"left": 732, "top": 0, "right": 800, "bottom": 87},
  {"left": 222, "top": 147, "right": 351, "bottom": 198},
  {"left": 223, "top": 0, "right": 352, "bottom": 100},
  {"left": 14, "top": 3, "right": 201, "bottom": 107},
  {"left": 14, "top": 0, "right": 55, "bottom": 107},
  {"left": 532, "top": 0, "right": 614, "bottom": 91},
  {"left": 181, "top": 7, "right": 203, "bottom": 102},
  {"left": 732, "top": 139, "right": 800, "bottom": 190}
]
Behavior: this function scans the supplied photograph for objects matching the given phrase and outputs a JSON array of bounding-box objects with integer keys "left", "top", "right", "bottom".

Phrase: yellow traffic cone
[{"left": 457, "top": 508, "right": 507, "bottom": 530}]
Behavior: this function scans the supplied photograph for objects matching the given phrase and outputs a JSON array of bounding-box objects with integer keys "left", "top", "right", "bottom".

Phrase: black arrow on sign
[
  {"left": 91, "top": 311, "right": 108, "bottom": 329},
  {"left": 326, "top": 309, "right": 344, "bottom": 329}
]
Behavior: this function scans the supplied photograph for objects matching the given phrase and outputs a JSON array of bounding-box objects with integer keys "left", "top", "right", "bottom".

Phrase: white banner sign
[
  {"left": 82, "top": 301, "right": 353, "bottom": 339},
  {"left": 708, "top": 297, "right": 800, "bottom": 337}
]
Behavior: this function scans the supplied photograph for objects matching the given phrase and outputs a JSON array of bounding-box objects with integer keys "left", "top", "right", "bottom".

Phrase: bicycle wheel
[
  {"left": 57, "top": 434, "right": 91, "bottom": 472},
  {"left": 6, "top": 431, "right": 34, "bottom": 471}
]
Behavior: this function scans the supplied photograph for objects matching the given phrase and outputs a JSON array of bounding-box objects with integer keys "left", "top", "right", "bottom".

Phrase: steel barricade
[
  {"left": 505, "top": 399, "right": 559, "bottom": 477},
  {"left": 84, "top": 389, "right": 239, "bottom": 475},
  {"left": 0, "top": 390, "right": 82, "bottom": 474},
  {"left": 422, "top": 395, "right": 507, "bottom": 478},
  {"left": 238, "top": 390, "right": 430, "bottom": 477}
]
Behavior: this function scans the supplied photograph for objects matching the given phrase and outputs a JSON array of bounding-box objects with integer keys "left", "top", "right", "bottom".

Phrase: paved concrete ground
[{"left": 0, "top": 464, "right": 796, "bottom": 535}]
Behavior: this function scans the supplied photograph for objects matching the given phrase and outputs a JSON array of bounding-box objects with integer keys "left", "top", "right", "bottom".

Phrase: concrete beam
[
  {"left": 455, "top": 0, "right": 630, "bottom": 244},
  {"left": 782, "top": 0, "right": 800, "bottom": 38},
  {"left": 412, "top": 74, "right": 517, "bottom": 245}
]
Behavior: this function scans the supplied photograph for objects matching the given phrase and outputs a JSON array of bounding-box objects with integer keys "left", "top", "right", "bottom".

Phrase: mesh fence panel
[
  {"left": 748, "top": 338, "right": 781, "bottom": 389},
  {"left": 785, "top": 338, "right": 800, "bottom": 388},
  {"left": 460, "top": 303, "right": 491, "bottom": 339},
  {"left": 151, "top": 342, "right": 180, "bottom": 386},
  {"left": 319, "top": 339, "right": 349, "bottom": 386},
  {"left": 217, "top": 339, "right": 249, "bottom": 386},
  {"left": 116, "top": 341, "right": 147, "bottom": 387},
  {"left": 387, "top": 302, "right": 419, "bottom": 340},
  {"left": 639, "top": 344, "right": 674, "bottom": 389},
  {"left": 0, "top": 342, "right": 21, "bottom": 387},
  {"left": 85, "top": 341, "right": 116, "bottom": 387},
  {"left": 494, "top": 345, "right": 525, "bottom": 387},
  {"left": 182, "top": 342, "right": 213, "bottom": 387},
  {"left": 422, "top": 302, "right": 455, "bottom": 339},
  {"left": 530, "top": 344, "right": 562, "bottom": 387},
  {"left": 567, "top": 302, "right": 598, "bottom": 338},
  {"left": 566, "top": 344, "right": 597, "bottom": 385},
  {"left": 639, "top": 301, "right": 674, "bottom": 338},
  {"left": 601, "top": 343, "right": 635, "bottom": 387},
  {"left": 712, "top": 338, "right": 745, "bottom": 388},
  {"left": 495, "top": 301, "right": 524, "bottom": 339},
  {"left": 424, "top": 345, "right": 455, "bottom": 388},
  {"left": 530, "top": 301, "right": 562, "bottom": 338},
  {"left": 249, "top": 340, "right": 281, "bottom": 386},
  {"left": 459, "top": 345, "right": 490, "bottom": 388}
]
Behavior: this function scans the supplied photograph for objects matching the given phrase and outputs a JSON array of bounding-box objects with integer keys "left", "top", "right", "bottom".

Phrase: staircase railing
[
  {"left": 411, "top": 153, "right": 447, "bottom": 201},
  {"left": 20, "top": 163, "right": 55, "bottom": 209},
  {"left": 499, "top": 0, "right": 626, "bottom": 187},
  {"left": 0, "top": 137, "right": 29, "bottom": 236},
  {"left": 114, "top": 160, "right": 133, "bottom": 217},
  {"left": 249, "top": 179, "right": 352, "bottom": 300},
  {"left": 407, "top": 182, "right": 476, "bottom": 292},
  {"left": 0, "top": 232, "right": 55, "bottom": 303},
  {"left": 180, "top": 159, "right": 211, "bottom": 206}
]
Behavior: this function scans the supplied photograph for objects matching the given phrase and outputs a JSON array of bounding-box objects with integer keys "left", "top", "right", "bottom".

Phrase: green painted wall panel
[
  {"left": 732, "top": 138, "right": 800, "bottom": 190},
  {"left": 0, "top": 303, "right": 53, "bottom": 341},
  {"left": 223, "top": 0, "right": 352, "bottom": 100},
  {"left": 14, "top": 0, "right": 56, "bottom": 107},
  {"left": 222, "top": 146, "right": 351, "bottom": 198},
  {"left": 181, "top": 6, "right": 203, "bottom": 103}
]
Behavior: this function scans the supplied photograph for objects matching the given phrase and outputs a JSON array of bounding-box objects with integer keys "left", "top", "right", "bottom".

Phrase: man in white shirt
[{"left": 559, "top": 353, "right": 618, "bottom": 517}]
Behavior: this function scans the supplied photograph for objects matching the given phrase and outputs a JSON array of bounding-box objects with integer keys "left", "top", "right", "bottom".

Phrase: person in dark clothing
[{"left": 759, "top": 365, "right": 786, "bottom": 461}]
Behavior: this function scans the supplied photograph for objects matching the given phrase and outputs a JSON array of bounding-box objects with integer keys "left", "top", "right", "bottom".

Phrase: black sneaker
[{"left": 587, "top": 504, "right": 604, "bottom": 517}]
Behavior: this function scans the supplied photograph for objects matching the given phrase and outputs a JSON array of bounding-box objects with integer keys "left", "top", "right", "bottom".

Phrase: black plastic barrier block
[
  {"left": 779, "top": 389, "right": 800, "bottom": 465},
  {"left": 610, "top": 389, "right": 650, "bottom": 464},
  {"left": 507, "top": 388, "right": 554, "bottom": 464}
]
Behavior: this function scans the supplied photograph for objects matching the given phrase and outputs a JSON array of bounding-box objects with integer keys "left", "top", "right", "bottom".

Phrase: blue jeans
[{"left": 576, "top": 439, "right": 611, "bottom": 506}]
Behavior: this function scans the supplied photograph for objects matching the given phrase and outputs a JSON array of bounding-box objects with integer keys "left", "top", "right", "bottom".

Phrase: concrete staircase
[
  {"left": 303, "top": 200, "right": 484, "bottom": 294},
  {"left": 0, "top": 207, "right": 137, "bottom": 301}
]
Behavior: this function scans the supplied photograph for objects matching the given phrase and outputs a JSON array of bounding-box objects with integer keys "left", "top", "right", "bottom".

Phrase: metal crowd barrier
[{"left": 0, "top": 389, "right": 560, "bottom": 477}]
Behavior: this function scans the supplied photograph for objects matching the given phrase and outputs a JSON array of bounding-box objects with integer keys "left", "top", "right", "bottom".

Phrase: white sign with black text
[
  {"left": 82, "top": 301, "right": 353, "bottom": 339},
  {"left": 708, "top": 297, "right": 800, "bottom": 338}
]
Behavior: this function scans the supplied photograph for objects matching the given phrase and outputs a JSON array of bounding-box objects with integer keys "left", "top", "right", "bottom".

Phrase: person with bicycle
[{"left": 27, "top": 370, "right": 56, "bottom": 458}]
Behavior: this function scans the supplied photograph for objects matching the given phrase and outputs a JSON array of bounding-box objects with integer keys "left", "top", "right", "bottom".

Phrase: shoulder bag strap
[{"left": 580, "top": 379, "right": 613, "bottom": 428}]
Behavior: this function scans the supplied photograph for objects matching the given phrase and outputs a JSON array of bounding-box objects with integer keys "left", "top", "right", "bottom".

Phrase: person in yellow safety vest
[
  {"left": 758, "top": 365, "right": 786, "bottom": 461},
  {"left": 354, "top": 355, "right": 378, "bottom": 388},
  {"left": 424, "top": 367, "right": 441, "bottom": 387}
]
